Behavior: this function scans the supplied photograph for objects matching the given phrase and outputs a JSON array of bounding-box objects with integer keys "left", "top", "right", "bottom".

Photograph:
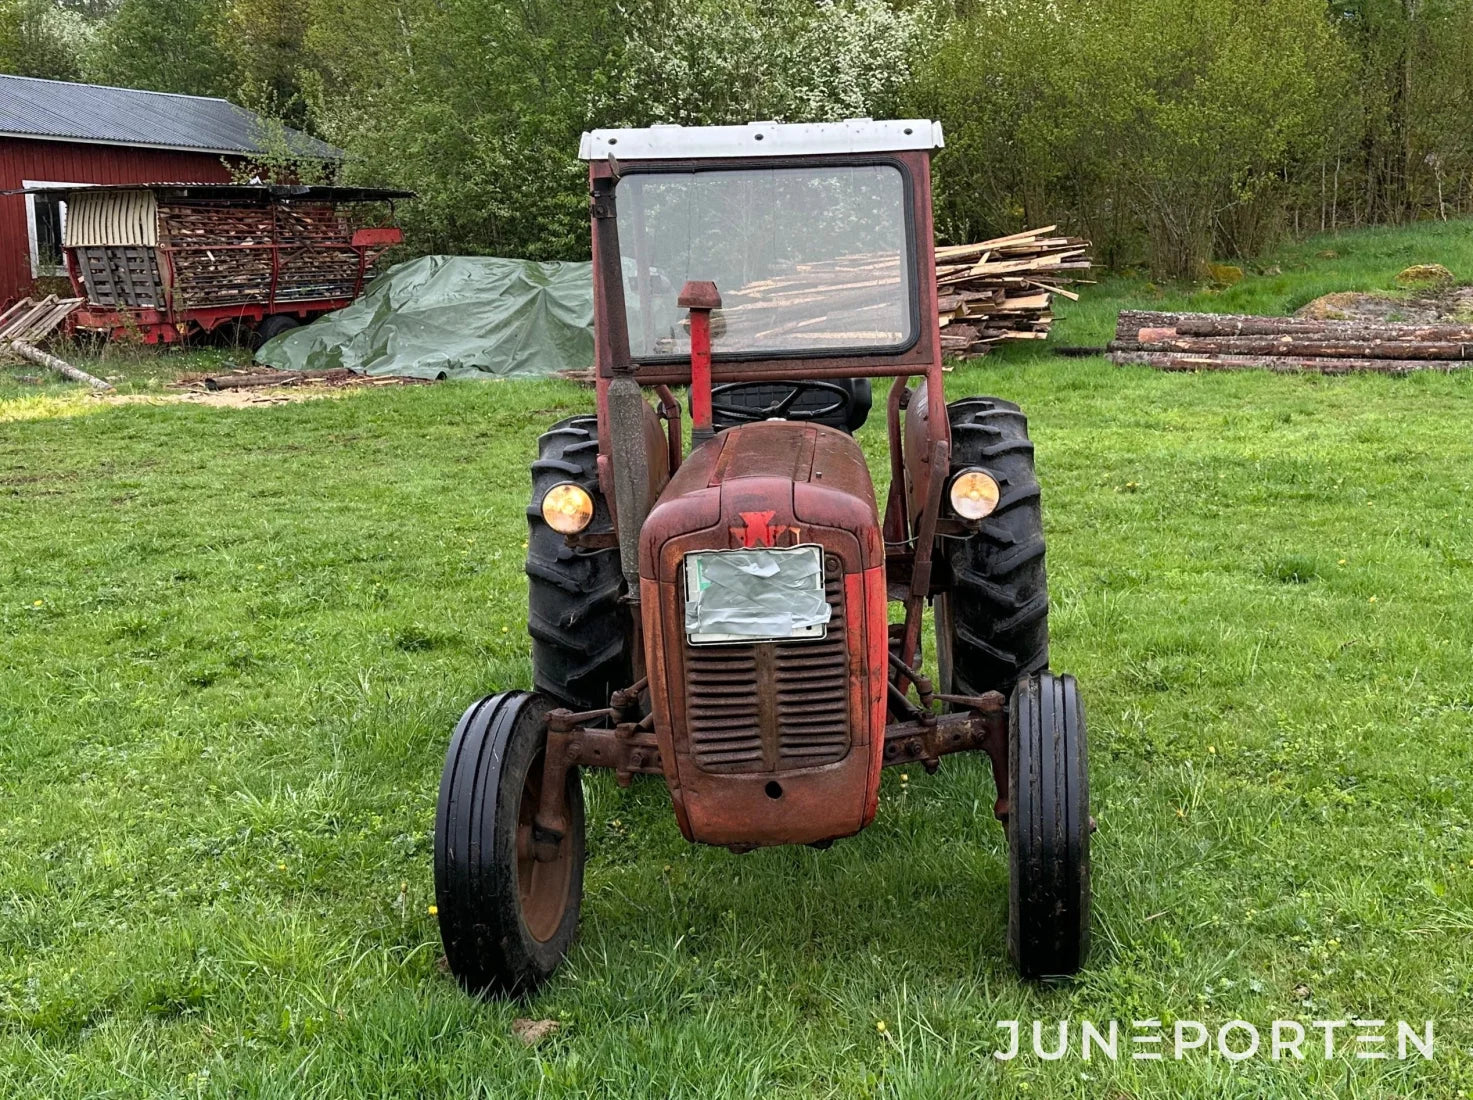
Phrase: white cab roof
[{"left": 578, "top": 119, "right": 944, "bottom": 161}]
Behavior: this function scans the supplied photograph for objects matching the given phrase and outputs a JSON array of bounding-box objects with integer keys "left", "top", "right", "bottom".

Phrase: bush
[{"left": 915, "top": 0, "right": 1347, "bottom": 278}]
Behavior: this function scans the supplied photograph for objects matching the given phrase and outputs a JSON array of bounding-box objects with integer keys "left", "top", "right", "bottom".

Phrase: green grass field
[{"left": 3, "top": 221, "right": 1473, "bottom": 1097}]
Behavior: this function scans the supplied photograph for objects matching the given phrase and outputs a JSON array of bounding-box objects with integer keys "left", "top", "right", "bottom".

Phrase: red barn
[{"left": 0, "top": 74, "right": 339, "bottom": 307}]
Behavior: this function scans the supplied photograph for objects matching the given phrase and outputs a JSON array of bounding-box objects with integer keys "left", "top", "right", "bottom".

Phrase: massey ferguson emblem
[{"left": 730, "top": 510, "right": 799, "bottom": 548}]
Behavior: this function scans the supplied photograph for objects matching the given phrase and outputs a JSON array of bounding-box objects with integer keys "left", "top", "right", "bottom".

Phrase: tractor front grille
[{"left": 684, "top": 561, "right": 850, "bottom": 774}]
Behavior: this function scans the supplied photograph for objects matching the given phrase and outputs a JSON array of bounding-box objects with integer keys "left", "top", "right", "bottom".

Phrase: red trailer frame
[{"left": 11, "top": 183, "right": 413, "bottom": 344}]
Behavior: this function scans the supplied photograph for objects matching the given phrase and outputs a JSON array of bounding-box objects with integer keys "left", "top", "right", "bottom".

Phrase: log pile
[
  {"left": 159, "top": 204, "right": 363, "bottom": 310},
  {"left": 936, "top": 226, "right": 1093, "bottom": 358},
  {"left": 1110, "top": 310, "right": 1473, "bottom": 374}
]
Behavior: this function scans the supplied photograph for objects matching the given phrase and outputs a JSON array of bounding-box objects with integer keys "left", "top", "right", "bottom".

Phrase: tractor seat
[{"left": 707, "top": 377, "right": 872, "bottom": 434}]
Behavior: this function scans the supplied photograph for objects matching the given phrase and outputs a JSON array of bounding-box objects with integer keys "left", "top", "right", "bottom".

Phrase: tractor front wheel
[
  {"left": 1007, "top": 671, "right": 1090, "bottom": 979},
  {"left": 434, "top": 691, "right": 585, "bottom": 996}
]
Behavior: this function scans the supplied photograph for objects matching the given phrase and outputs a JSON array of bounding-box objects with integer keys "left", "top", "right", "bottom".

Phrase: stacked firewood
[
  {"left": 936, "top": 226, "right": 1093, "bottom": 358},
  {"left": 1110, "top": 311, "right": 1473, "bottom": 373},
  {"left": 159, "top": 204, "right": 363, "bottom": 309}
]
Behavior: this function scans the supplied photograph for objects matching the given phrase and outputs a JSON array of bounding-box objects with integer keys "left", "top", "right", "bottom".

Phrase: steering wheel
[{"left": 708, "top": 379, "right": 856, "bottom": 426}]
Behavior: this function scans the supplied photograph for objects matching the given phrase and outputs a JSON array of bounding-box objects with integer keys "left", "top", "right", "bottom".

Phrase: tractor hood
[
  {"left": 639, "top": 420, "right": 883, "bottom": 583},
  {"left": 637, "top": 419, "right": 889, "bottom": 848}
]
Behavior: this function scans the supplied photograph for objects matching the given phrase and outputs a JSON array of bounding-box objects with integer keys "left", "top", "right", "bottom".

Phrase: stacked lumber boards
[
  {"left": 643, "top": 227, "right": 1091, "bottom": 357},
  {"left": 705, "top": 253, "right": 907, "bottom": 352},
  {"left": 0, "top": 296, "right": 109, "bottom": 389},
  {"left": 0, "top": 295, "right": 83, "bottom": 343},
  {"left": 646, "top": 253, "right": 909, "bottom": 355},
  {"left": 936, "top": 226, "right": 1092, "bottom": 358},
  {"left": 1110, "top": 311, "right": 1473, "bottom": 374}
]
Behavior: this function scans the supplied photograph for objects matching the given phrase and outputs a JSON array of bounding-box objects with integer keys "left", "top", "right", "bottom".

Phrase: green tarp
[{"left": 255, "top": 255, "right": 593, "bottom": 380}]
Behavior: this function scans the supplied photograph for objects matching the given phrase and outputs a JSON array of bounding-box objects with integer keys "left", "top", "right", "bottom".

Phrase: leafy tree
[
  {"left": 27, "top": 0, "right": 1473, "bottom": 272},
  {"left": 609, "top": 0, "right": 932, "bottom": 126},
  {"left": 310, "top": 0, "right": 629, "bottom": 258},
  {"left": 0, "top": 0, "right": 90, "bottom": 79},
  {"left": 918, "top": 0, "right": 1346, "bottom": 278},
  {"left": 85, "top": 0, "right": 233, "bottom": 96},
  {"left": 221, "top": 0, "right": 312, "bottom": 126}
]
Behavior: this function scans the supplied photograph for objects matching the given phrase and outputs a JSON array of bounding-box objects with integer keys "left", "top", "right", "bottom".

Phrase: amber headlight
[
  {"left": 948, "top": 468, "right": 1001, "bottom": 521},
  {"left": 541, "top": 483, "right": 594, "bottom": 533}
]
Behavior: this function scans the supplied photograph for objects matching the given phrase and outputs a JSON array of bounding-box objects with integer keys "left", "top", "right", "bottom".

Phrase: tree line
[{"left": 4, "top": 0, "right": 1471, "bottom": 278}]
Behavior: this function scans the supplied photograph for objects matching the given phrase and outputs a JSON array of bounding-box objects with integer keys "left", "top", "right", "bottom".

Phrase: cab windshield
[{"left": 616, "top": 163, "right": 915, "bottom": 360}]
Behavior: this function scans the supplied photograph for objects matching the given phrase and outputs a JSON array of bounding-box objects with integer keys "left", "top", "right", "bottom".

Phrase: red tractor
[{"left": 434, "top": 120, "right": 1091, "bottom": 992}]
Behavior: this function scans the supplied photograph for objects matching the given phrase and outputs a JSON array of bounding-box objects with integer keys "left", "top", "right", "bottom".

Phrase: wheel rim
[{"left": 514, "top": 750, "right": 575, "bottom": 944}]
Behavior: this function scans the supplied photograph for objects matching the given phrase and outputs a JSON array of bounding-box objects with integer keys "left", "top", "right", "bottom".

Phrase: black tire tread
[
  {"left": 1008, "top": 672, "right": 1090, "bottom": 978},
  {"left": 526, "top": 415, "right": 632, "bottom": 709},
  {"left": 941, "top": 397, "right": 1050, "bottom": 696},
  {"left": 435, "top": 691, "right": 586, "bottom": 996},
  {"left": 252, "top": 313, "right": 300, "bottom": 348}
]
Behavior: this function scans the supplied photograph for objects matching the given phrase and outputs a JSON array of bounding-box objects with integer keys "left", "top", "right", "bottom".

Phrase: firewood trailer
[{"left": 10, "top": 183, "right": 412, "bottom": 345}]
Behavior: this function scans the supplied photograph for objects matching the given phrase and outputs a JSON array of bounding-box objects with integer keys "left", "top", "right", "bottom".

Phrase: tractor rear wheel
[
  {"left": 434, "top": 690, "right": 586, "bottom": 996},
  {"left": 936, "top": 397, "right": 1048, "bottom": 698},
  {"left": 1007, "top": 671, "right": 1090, "bottom": 979},
  {"left": 527, "top": 415, "right": 633, "bottom": 710}
]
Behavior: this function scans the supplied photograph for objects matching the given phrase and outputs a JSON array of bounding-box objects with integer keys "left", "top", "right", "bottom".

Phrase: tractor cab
[
  {"left": 586, "top": 121, "right": 940, "bottom": 428},
  {"left": 433, "top": 121, "right": 1093, "bottom": 996}
]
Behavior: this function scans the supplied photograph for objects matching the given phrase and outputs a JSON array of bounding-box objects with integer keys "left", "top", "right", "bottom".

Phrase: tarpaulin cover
[
  {"left": 684, "top": 547, "right": 831, "bottom": 643},
  {"left": 255, "top": 255, "right": 593, "bottom": 380}
]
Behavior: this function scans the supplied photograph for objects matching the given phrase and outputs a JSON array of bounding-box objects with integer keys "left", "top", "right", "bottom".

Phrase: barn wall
[{"left": 0, "top": 138, "right": 241, "bottom": 306}]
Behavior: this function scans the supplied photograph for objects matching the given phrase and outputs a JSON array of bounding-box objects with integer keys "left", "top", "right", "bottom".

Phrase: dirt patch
[
  {"left": 99, "top": 389, "right": 345, "bottom": 409},
  {"left": 1295, "top": 286, "right": 1473, "bottom": 323},
  {"left": 2, "top": 382, "right": 362, "bottom": 423},
  {"left": 172, "top": 367, "right": 433, "bottom": 392},
  {"left": 98, "top": 367, "right": 440, "bottom": 409}
]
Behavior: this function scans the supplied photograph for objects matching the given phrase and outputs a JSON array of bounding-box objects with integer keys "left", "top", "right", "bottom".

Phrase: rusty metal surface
[
  {"left": 556, "top": 136, "right": 1004, "bottom": 852},
  {"left": 637, "top": 421, "right": 887, "bottom": 848},
  {"left": 537, "top": 685, "right": 1012, "bottom": 849},
  {"left": 880, "top": 692, "right": 1010, "bottom": 819},
  {"left": 903, "top": 377, "right": 946, "bottom": 529}
]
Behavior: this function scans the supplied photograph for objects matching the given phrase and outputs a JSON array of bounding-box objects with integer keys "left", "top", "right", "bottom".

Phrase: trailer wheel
[
  {"left": 527, "top": 415, "right": 633, "bottom": 710},
  {"left": 434, "top": 691, "right": 585, "bottom": 996},
  {"left": 936, "top": 397, "right": 1048, "bottom": 698},
  {"left": 1007, "top": 671, "right": 1090, "bottom": 979},
  {"left": 253, "top": 314, "right": 300, "bottom": 346}
]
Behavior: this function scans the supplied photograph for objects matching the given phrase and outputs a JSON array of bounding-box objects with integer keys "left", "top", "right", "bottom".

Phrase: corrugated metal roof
[
  {"left": 0, "top": 74, "right": 341, "bottom": 158},
  {"left": 6, "top": 183, "right": 414, "bottom": 203}
]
